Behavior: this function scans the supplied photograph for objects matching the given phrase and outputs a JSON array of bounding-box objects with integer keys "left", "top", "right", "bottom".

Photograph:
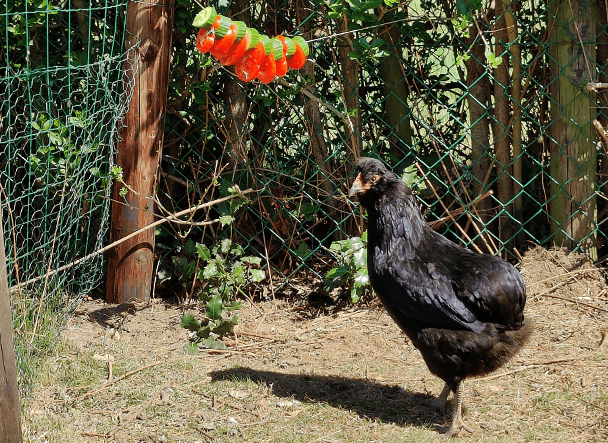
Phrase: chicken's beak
[{"left": 349, "top": 173, "right": 365, "bottom": 197}]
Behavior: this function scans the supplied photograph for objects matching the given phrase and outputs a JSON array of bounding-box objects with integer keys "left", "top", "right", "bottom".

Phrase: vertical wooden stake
[
  {"left": 106, "top": 0, "right": 175, "bottom": 303},
  {"left": 0, "top": 205, "right": 23, "bottom": 442}
]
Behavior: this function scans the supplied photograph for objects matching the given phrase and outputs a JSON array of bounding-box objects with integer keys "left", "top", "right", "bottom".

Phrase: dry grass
[{"left": 23, "top": 246, "right": 608, "bottom": 442}]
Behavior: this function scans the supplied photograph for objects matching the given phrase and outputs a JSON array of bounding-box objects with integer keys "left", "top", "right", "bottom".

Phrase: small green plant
[
  {"left": 180, "top": 183, "right": 265, "bottom": 348},
  {"left": 180, "top": 238, "right": 266, "bottom": 348},
  {"left": 325, "top": 231, "right": 372, "bottom": 303}
]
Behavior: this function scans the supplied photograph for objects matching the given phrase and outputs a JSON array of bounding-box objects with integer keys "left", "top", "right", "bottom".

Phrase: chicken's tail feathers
[{"left": 515, "top": 318, "right": 534, "bottom": 349}]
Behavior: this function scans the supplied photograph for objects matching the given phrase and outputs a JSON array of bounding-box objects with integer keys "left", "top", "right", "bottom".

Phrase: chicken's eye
[{"left": 369, "top": 174, "right": 380, "bottom": 184}]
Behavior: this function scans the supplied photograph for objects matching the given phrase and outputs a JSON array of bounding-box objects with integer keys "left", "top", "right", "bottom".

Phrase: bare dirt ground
[{"left": 23, "top": 246, "right": 608, "bottom": 442}]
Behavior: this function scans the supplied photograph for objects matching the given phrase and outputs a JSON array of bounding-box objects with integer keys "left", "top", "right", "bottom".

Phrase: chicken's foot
[{"left": 445, "top": 382, "right": 475, "bottom": 438}]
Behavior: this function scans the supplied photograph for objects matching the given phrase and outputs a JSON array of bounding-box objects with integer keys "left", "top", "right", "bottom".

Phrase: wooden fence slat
[{"left": 0, "top": 204, "right": 23, "bottom": 442}]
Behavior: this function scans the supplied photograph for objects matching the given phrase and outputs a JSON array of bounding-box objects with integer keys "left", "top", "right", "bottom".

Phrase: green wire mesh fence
[
  {"left": 1, "top": 0, "right": 132, "bottom": 387},
  {"left": 3, "top": 0, "right": 608, "bottom": 328},
  {"left": 160, "top": 0, "right": 608, "bottom": 299}
]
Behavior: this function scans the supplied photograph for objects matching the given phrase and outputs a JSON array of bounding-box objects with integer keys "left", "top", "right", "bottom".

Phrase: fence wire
[
  {"left": 1, "top": 0, "right": 134, "bottom": 389},
  {"left": 3, "top": 1, "right": 608, "bottom": 313}
]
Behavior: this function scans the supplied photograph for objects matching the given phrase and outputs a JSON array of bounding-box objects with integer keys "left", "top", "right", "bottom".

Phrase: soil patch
[{"left": 23, "top": 246, "right": 608, "bottom": 442}]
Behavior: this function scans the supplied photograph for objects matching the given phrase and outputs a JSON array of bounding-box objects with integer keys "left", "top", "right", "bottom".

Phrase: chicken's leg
[
  {"left": 429, "top": 383, "right": 451, "bottom": 409},
  {"left": 445, "top": 382, "right": 475, "bottom": 437}
]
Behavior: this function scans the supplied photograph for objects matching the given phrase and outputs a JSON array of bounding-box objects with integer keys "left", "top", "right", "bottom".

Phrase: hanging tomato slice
[
  {"left": 287, "top": 43, "right": 306, "bottom": 70},
  {"left": 210, "top": 26, "right": 237, "bottom": 58},
  {"left": 195, "top": 16, "right": 221, "bottom": 54},
  {"left": 197, "top": 29, "right": 216, "bottom": 54},
  {"left": 220, "top": 32, "right": 250, "bottom": 66},
  {"left": 235, "top": 41, "right": 265, "bottom": 82},
  {"left": 196, "top": 28, "right": 207, "bottom": 52},
  {"left": 275, "top": 36, "right": 288, "bottom": 77},
  {"left": 256, "top": 54, "right": 276, "bottom": 84},
  {"left": 276, "top": 55, "right": 287, "bottom": 76}
]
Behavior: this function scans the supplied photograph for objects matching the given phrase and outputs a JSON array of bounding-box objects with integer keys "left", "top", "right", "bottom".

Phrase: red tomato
[
  {"left": 196, "top": 16, "right": 221, "bottom": 54},
  {"left": 256, "top": 54, "right": 276, "bottom": 84},
  {"left": 196, "top": 29, "right": 206, "bottom": 53},
  {"left": 210, "top": 25, "right": 237, "bottom": 58},
  {"left": 235, "top": 55, "right": 258, "bottom": 81},
  {"left": 276, "top": 54, "right": 287, "bottom": 76},
  {"left": 220, "top": 33, "right": 250, "bottom": 66},
  {"left": 235, "top": 42, "right": 265, "bottom": 82},
  {"left": 196, "top": 29, "right": 215, "bottom": 54},
  {"left": 287, "top": 43, "right": 306, "bottom": 70}
]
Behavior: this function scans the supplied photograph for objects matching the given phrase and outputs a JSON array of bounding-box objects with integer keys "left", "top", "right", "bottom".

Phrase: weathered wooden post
[
  {"left": 106, "top": 0, "right": 175, "bottom": 303},
  {"left": 0, "top": 205, "right": 24, "bottom": 442}
]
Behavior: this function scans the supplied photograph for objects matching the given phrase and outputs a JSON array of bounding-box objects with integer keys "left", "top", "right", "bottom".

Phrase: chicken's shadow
[{"left": 209, "top": 367, "right": 450, "bottom": 429}]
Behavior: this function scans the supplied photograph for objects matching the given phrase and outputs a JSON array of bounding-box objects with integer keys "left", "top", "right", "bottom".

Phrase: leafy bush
[
  {"left": 180, "top": 237, "right": 266, "bottom": 348},
  {"left": 178, "top": 185, "right": 265, "bottom": 348},
  {"left": 324, "top": 231, "right": 371, "bottom": 303}
]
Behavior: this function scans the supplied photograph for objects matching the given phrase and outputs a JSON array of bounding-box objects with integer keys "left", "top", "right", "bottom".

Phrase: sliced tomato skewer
[
  {"left": 235, "top": 41, "right": 265, "bottom": 82},
  {"left": 287, "top": 43, "right": 306, "bottom": 70},
  {"left": 256, "top": 53, "right": 276, "bottom": 84},
  {"left": 220, "top": 32, "right": 250, "bottom": 66}
]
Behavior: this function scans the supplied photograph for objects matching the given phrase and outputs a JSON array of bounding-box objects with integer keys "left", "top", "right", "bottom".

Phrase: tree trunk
[
  {"left": 595, "top": 0, "right": 608, "bottom": 213},
  {"left": 298, "top": 1, "right": 339, "bottom": 237},
  {"left": 224, "top": 0, "right": 250, "bottom": 168},
  {"left": 492, "top": 1, "right": 514, "bottom": 248},
  {"left": 379, "top": 22, "right": 412, "bottom": 162},
  {"left": 337, "top": 14, "right": 363, "bottom": 172},
  {"left": 0, "top": 206, "right": 23, "bottom": 443},
  {"left": 503, "top": 0, "right": 524, "bottom": 245},
  {"left": 548, "top": 0, "right": 597, "bottom": 259},
  {"left": 106, "top": 0, "right": 175, "bottom": 303},
  {"left": 464, "top": 27, "right": 493, "bottom": 238}
]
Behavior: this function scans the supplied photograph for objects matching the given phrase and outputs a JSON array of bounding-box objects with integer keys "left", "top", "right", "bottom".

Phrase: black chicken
[{"left": 349, "top": 157, "right": 532, "bottom": 436}]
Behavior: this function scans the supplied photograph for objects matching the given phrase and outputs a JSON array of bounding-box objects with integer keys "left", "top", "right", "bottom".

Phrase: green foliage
[
  {"left": 176, "top": 184, "right": 264, "bottom": 348},
  {"left": 349, "top": 37, "right": 389, "bottom": 63},
  {"left": 325, "top": 231, "right": 371, "bottom": 303},
  {"left": 179, "top": 232, "right": 265, "bottom": 347}
]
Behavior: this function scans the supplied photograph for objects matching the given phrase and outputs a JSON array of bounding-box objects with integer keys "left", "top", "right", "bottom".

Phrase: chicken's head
[{"left": 349, "top": 157, "right": 393, "bottom": 197}]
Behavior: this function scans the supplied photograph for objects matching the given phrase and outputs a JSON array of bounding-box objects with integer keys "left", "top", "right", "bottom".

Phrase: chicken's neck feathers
[{"left": 367, "top": 185, "right": 430, "bottom": 255}]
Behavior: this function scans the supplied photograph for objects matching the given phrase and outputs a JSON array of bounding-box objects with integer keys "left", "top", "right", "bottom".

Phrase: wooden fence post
[
  {"left": 0, "top": 205, "right": 24, "bottom": 442},
  {"left": 106, "top": 0, "right": 175, "bottom": 303}
]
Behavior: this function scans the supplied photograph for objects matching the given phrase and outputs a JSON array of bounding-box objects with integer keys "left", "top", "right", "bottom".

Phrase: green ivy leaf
[
  {"left": 295, "top": 242, "right": 310, "bottom": 259},
  {"left": 181, "top": 314, "right": 201, "bottom": 331},
  {"left": 205, "top": 294, "right": 223, "bottom": 320},
  {"left": 241, "top": 256, "right": 262, "bottom": 266},
  {"left": 220, "top": 215, "right": 234, "bottom": 227},
  {"left": 232, "top": 265, "right": 246, "bottom": 285},
  {"left": 184, "top": 342, "right": 199, "bottom": 355},
  {"left": 354, "top": 266, "right": 369, "bottom": 286},
  {"left": 212, "top": 315, "right": 238, "bottom": 336},
  {"left": 220, "top": 238, "right": 232, "bottom": 254},
  {"left": 196, "top": 243, "right": 211, "bottom": 261},
  {"left": 199, "top": 337, "right": 227, "bottom": 350},
  {"left": 486, "top": 51, "right": 503, "bottom": 68},
  {"left": 250, "top": 269, "right": 266, "bottom": 282},
  {"left": 202, "top": 262, "right": 217, "bottom": 280},
  {"left": 352, "top": 247, "right": 366, "bottom": 269},
  {"left": 350, "top": 286, "right": 361, "bottom": 303},
  {"left": 196, "top": 325, "right": 211, "bottom": 339}
]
